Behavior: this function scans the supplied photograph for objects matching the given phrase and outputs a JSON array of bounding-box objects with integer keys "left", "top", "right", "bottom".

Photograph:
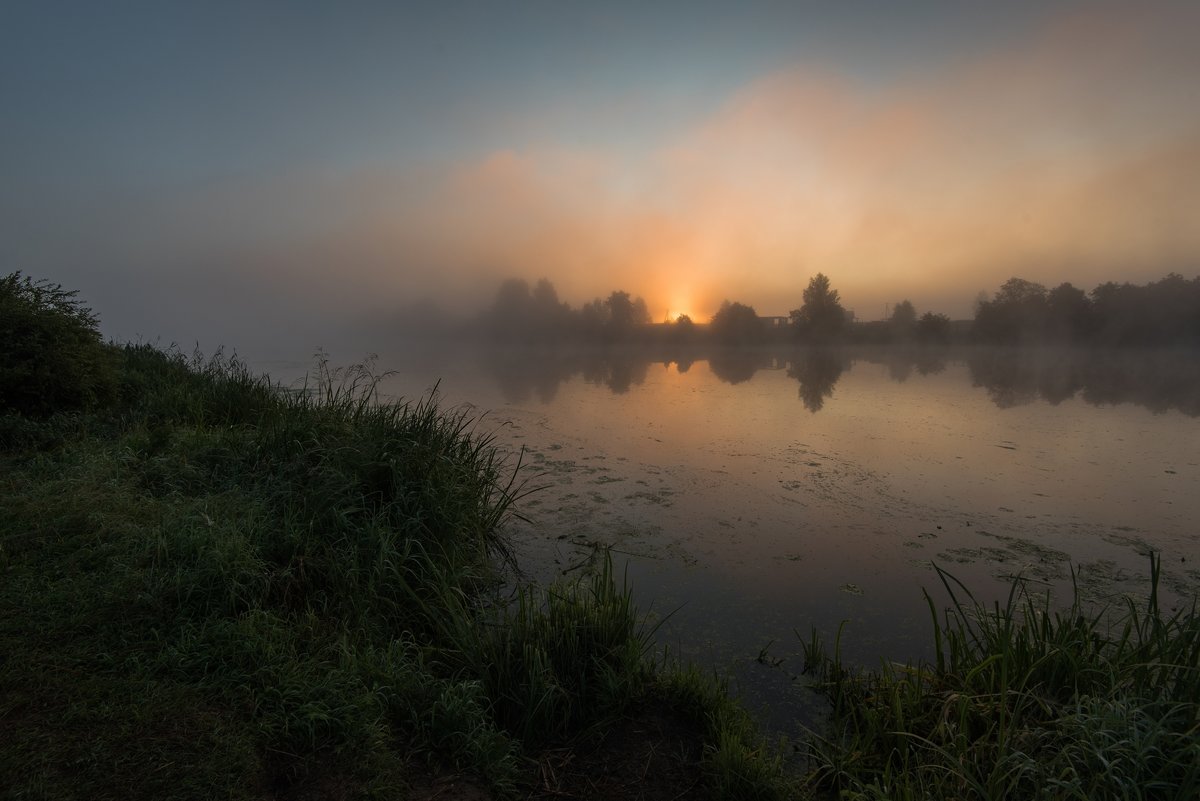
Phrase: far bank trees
[
  {"left": 485, "top": 279, "right": 651, "bottom": 342},
  {"left": 791, "top": 273, "right": 847, "bottom": 342},
  {"left": 709, "top": 301, "right": 765, "bottom": 345},
  {"left": 972, "top": 273, "right": 1200, "bottom": 346}
]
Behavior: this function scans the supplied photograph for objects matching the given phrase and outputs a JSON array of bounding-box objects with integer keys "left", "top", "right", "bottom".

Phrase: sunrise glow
[{"left": 5, "top": 2, "right": 1199, "bottom": 346}]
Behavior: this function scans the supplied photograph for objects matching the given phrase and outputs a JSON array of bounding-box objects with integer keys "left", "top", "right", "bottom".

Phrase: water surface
[{"left": 266, "top": 345, "right": 1200, "bottom": 733}]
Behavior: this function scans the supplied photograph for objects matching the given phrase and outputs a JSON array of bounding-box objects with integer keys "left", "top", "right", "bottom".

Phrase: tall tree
[
  {"left": 791, "top": 273, "right": 847, "bottom": 342},
  {"left": 890, "top": 299, "right": 917, "bottom": 341}
]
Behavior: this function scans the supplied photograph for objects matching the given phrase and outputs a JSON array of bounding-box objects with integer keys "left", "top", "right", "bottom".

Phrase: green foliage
[
  {"left": 1, "top": 340, "right": 792, "bottom": 799},
  {"left": 0, "top": 347, "right": 527, "bottom": 797},
  {"left": 800, "top": 556, "right": 1200, "bottom": 800},
  {"left": 657, "top": 664, "right": 796, "bottom": 800},
  {"left": 0, "top": 271, "right": 117, "bottom": 417},
  {"left": 456, "top": 555, "right": 655, "bottom": 746}
]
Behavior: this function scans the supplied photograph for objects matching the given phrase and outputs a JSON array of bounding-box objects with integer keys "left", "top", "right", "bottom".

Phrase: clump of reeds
[{"left": 800, "top": 554, "right": 1200, "bottom": 800}]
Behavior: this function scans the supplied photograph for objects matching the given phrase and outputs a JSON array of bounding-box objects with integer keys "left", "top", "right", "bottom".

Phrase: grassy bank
[
  {"left": 0, "top": 332, "right": 791, "bottom": 799},
  {"left": 6, "top": 274, "right": 1198, "bottom": 800},
  {"left": 799, "top": 560, "right": 1200, "bottom": 800}
]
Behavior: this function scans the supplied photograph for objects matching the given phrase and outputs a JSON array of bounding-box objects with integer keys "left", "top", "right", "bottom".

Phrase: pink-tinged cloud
[
  {"left": 78, "top": 0, "right": 1200, "bottom": 346},
  {"left": 357, "top": 1, "right": 1199, "bottom": 321}
]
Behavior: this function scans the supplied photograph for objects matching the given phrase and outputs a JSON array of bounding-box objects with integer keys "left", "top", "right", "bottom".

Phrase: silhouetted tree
[
  {"left": 970, "top": 273, "right": 1200, "bottom": 346},
  {"left": 602, "top": 290, "right": 651, "bottom": 339},
  {"left": 972, "top": 277, "right": 1048, "bottom": 343},
  {"left": 709, "top": 300, "right": 765, "bottom": 345},
  {"left": 890, "top": 300, "right": 917, "bottom": 341},
  {"left": 914, "top": 312, "right": 951, "bottom": 344},
  {"left": 791, "top": 273, "right": 847, "bottom": 342},
  {"left": 1045, "top": 282, "right": 1092, "bottom": 342},
  {"left": 579, "top": 298, "right": 607, "bottom": 338},
  {"left": 1090, "top": 273, "right": 1200, "bottom": 346},
  {"left": 670, "top": 313, "right": 698, "bottom": 343},
  {"left": 486, "top": 277, "right": 581, "bottom": 341}
]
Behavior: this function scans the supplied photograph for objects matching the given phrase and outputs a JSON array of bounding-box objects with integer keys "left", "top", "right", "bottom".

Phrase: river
[{"left": 263, "top": 344, "right": 1200, "bottom": 735}]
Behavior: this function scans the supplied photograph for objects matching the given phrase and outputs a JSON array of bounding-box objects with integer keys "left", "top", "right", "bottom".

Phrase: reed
[{"left": 800, "top": 556, "right": 1200, "bottom": 800}]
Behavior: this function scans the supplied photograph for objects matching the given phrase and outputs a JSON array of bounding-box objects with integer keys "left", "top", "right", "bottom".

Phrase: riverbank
[
  {"left": 0, "top": 343, "right": 792, "bottom": 800},
  {"left": 3, "top": 271, "right": 1197, "bottom": 799}
]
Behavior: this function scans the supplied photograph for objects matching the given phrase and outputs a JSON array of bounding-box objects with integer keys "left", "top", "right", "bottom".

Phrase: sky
[{"left": 3, "top": 1, "right": 1199, "bottom": 354}]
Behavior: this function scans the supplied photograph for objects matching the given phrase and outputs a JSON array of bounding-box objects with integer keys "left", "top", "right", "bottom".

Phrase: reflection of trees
[
  {"left": 853, "top": 346, "right": 949, "bottom": 384},
  {"left": 967, "top": 350, "right": 1040, "bottom": 409},
  {"left": 483, "top": 349, "right": 579, "bottom": 403},
  {"left": 887, "top": 355, "right": 912, "bottom": 383},
  {"left": 585, "top": 350, "right": 649, "bottom": 395},
  {"left": 480, "top": 347, "right": 658, "bottom": 401},
  {"left": 967, "top": 349, "right": 1200, "bottom": 416},
  {"left": 482, "top": 343, "right": 1200, "bottom": 417},
  {"left": 708, "top": 348, "right": 773, "bottom": 385},
  {"left": 787, "top": 348, "right": 848, "bottom": 412},
  {"left": 482, "top": 345, "right": 791, "bottom": 400},
  {"left": 914, "top": 349, "right": 948, "bottom": 376}
]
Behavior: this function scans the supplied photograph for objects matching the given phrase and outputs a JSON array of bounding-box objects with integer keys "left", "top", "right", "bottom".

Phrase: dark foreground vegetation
[
  {"left": 0, "top": 274, "right": 789, "bottom": 799},
  {"left": 4, "top": 272, "right": 1198, "bottom": 800},
  {"left": 801, "top": 558, "right": 1200, "bottom": 800}
]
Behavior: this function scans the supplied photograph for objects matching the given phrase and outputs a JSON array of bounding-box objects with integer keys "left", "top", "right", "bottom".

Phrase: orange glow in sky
[
  {"left": 367, "top": 2, "right": 1200, "bottom": 322},
  {"left": 9, "top": 1, "right": 1198, "bottom": 348}
]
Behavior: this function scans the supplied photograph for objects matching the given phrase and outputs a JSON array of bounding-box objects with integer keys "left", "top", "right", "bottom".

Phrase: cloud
[
  {"left": 51, "top": 0, "right": 1200, "bottom": 349},
  {"left": 358, "top": 1, "right": 1200, "bottom": 320}
]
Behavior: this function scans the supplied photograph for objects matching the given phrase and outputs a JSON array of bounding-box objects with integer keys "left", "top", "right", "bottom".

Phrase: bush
[{"left": 0, "top": 272, "right": 117, "bottom": 416}]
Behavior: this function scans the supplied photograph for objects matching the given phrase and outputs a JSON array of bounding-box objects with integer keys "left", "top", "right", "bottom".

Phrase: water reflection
[
  {"left": 967, "top": 348, "right": 1200, "bottom": 416},
  {"left": 708, "top": 348, "right": 786, "bottom": 385},
  {"left": 450, "top": 341, "right": 1200, "bottom": 741},
  {"left": 478, "top": 345, "right": 1200, "bottom": 416},
  {"left": 787, "top": 349, "right": 849, "bottom": 412}
]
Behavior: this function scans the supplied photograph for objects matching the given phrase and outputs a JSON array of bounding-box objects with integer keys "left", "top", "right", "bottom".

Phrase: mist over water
[{"left": 260, "top": 343, "right": 1200, "bottom": 734}]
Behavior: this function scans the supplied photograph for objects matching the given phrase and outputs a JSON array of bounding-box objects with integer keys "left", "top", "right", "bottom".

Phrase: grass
[
  {"left": 0, "top": 342, "right": 793, "bottom": 800},
  {"left": 799, "top": 556, "right": 1200, "bottom": 800},
  {"left": 16, "top": 316, "right": 1190, "bottom": 799}
]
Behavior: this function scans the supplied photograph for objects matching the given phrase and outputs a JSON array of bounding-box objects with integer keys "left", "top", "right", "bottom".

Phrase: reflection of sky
[
  {"left": 4, "top": 3, "right": 1199, "bottom": 355},
  {"left": 357, "top": 342, "right": 1200, "bottom": 734}
]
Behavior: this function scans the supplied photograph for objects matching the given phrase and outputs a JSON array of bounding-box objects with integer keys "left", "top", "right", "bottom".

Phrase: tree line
[
  {"left": 971, "top": 273, "right": 1200, "bottom": 346},
  {"left": 478, "top": 272, "right": 1200, "bottom": 347},
  {"left": 480, "top": 273, "right": 872, "bottom": 345}
]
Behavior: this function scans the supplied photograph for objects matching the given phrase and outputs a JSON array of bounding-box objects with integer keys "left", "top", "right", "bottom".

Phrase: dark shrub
[{"left": 0, "top": 272, "right": 117, "bottom": 416}]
